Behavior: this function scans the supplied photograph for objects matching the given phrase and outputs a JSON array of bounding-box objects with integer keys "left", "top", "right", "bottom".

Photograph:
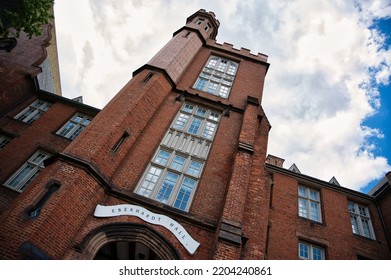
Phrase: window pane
[
  {"left": 206, "top": 82, "right": 218, "bottom": 93},
  {"left": 31, "top": 152, "right": 47, "bottom": 164},
  {"left": 83, "top": 118, "right": 91, "bottom": 126},
  {"left": 59, "top": 122, "right": 76, "bottom": 137},
  {"left": 298, "top": 187, "right": 306, "bottom": 197},
  {"left": 183, "top": 104, "right": 194, "bottom": 113},
  {"left": 209, "top": 112, "right": 220, "bottom": 121},
  {"left": 156, "top": 172, "right": 179, "bottom": 203},
  {"left": 171, "top": 155, "right": 186, "bottom": 171},
  {"left": 196, "top": 108, "right": 207, "bottom": 117},
  {"left": 227, "top": 64, "right": 237, "bottom": 75},
  {"left": 19, "top": 170, "right": 41, "bottom": 191},
  {"left": 348, "top": 202, "right": 356, "bottom": 213},
  {"left": 219, "top": 85, "right": 229, "bottom": 98},
  {"left": 350, "top": 215, "right": 359, "bottom": 234},
  {"left": 138, "top": 167, "right": 162, "bottom": 197},
  {"left": 17, "top": 108, "right": 35, "bottom": 122},
  {"left": 202, "top": 122, "right": 216, "bottom": 139},
  {"left": 8, "top": 164, "right": 35, "bottom": 188},
  {"left": 299, "top": 243, "right": 309, "bottom": 259},
  {"left": 310, "top": 201, "right": 320, "bottom": 222},
  {"left": 173, "top": 113, "right": 189, "bottom": 130},
  {"left": 187, "top": 161, "right": 202, "bottom": 177},
  {"left": 194, "top": 78, "right": 207, "bottom": 91},
  {"left": 309, "top": 190, "right": 319, "bottom": 201},
  {"left": 298, "top": 198, "right": 308, "bottom": 218},
  {"left": 312, "top": 247, "right": 323, "bottom": 260},
  {"left": 173, "top": 177, "right": 196, "bottom": 211},
  {"left": 361, "top": 219, "right": 372, "bottom": 238},
  {"left": 27, "top": 111, "right": 43, "bottom": 124},
  {"left": 207, "top": 58, "right": 217, "bottom": 68},
  {"left": 359, "top": 206, "right": 367, "bottom": 217},
  {"left": 154, "top": 150, "right": 171, "bottom": 166},
  {"left": 74, "top": 115, "right": 84, "bottom": 123},
  {"left": 0, "top": 136, "right": 11, "bottom": 149},
  {"left": 188, "top": 117, "right": 202, "bottom": 135},
  {"left": 217, "top": 60, "right": 227, "bottom": 72},
  {"left": 69, "top": 126, "right": 84, "bottom": 140}
]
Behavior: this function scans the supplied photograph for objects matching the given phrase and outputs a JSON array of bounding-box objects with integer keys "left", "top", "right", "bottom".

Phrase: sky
[{"left": 53, "top": 0, "right": 391, "bottom": 193}]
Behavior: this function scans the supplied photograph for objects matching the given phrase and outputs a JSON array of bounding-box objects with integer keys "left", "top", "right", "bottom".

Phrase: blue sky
[
  {"left": 361, "top": 17, "right": 391, "bottom": 193},
  {"left": 54, "top": 0, "right": 391, "bottom": 193}
]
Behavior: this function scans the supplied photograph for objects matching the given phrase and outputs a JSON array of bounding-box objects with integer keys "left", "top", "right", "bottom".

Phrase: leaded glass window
[
  {"left": 193, "top": 56, "right": 238, "bottom": 98},
  {"left": 135, "top": 103, "right": 220, "bottom": 211}
]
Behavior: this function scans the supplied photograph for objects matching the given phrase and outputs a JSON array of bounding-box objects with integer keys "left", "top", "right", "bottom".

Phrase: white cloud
[{"left": 54, "top": 0, "right": 391, "bottom": 191}]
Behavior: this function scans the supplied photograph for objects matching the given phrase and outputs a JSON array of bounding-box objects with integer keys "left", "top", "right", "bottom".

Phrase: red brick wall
[
  {"left": 0, "top": 160, "right": 105, "bottom": 259},
  {"left": 0, "top": 95, "right": 83, "bottom": 212},
  {"left": 266, "top": 171, "right": 391, "bottom": 259},
  {"left": 176, "top": 48, "right": 268, "bottom": 110},
  {"left": 63, "top": 70, "right": 173, "bottom": 179}
]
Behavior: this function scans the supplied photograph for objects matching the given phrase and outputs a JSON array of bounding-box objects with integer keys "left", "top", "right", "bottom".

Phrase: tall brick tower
[{"left": 0, "top": 9, "right": 270, "bottom": 259}]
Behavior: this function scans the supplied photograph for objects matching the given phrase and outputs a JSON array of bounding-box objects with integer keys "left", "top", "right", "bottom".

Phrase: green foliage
[{"left": 0, "top": 0, "right": 54, "bottom": 39}]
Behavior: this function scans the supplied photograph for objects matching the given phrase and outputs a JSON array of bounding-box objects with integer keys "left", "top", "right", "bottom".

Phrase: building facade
[{"left": 0, "top": 9, "right": 390, "bottom": 260}]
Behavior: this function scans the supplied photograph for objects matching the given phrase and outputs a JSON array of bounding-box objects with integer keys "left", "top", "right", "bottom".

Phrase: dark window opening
[
  {"left": 112, "top": 131, "right": 130, "bottom": 152},
  {"left": 25, "top": 180, "right": 61, "bottom": 218},
  {"left": 142, "top": 72, "right": 155, "bottom": 83},
  {"left": 94, "top": 241, "right": 161, "bottom": 260}
]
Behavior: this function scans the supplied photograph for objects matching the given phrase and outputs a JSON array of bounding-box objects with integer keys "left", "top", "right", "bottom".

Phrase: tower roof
[{"left": 186, "top": 9, "right": 220, "bottom": 39}]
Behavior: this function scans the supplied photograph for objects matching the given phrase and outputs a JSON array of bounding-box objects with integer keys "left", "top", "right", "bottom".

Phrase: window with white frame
[
  {"left": 299, "top": 241, "right": 325, "bottom": 260},
  {"left": 298, "top": 186, "right": 322, "bottom": 222},
  {"left": 0, "top": 134, "right": 11, "bottom": 149},
  {"left": 135, "top": 103, "right": 220, "bottom": 211},
  {"left": 56, "top": 113, "right": 92, "bottom": 140},
  {"left": 193, "top": 56, "right": 238, "bottom": 98},
  {"left": 14, "top": 99, "right": 52, "bottom": 124},
  {"left": 348, "top": 201, "right": 375, "bottom": 240},
  {"left": 5, "top": 150, "right": 52, "bottom": 192}
]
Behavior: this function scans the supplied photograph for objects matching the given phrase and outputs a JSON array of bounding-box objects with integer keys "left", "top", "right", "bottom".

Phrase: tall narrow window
[
  {"left": 298, "top": 186, "right": 322, "bottom": 223},
  {"left": 56, "top": 113, "right": 92, "bottom": 140},
  {"left": 135, "top": 103, "right": 220, "bottom": 211},
  {"left": 299, "top": 241, "right": 325, "bottom": 260},
  {"left": 5, "top": 150, "right": 52, "bottom": 192},
  {"left": 25, "top": 180, "right": 61, "bottom": 218},
  {"left": 193, "top": 56, "right": 238, "bottom": 98},
  {"left": 348, "top": 201, "right": 375, "bottom": 240},
  {"left": 111, "top": 131, "right": 130, "bottom": 152},
  {"left": 14, "top": 99, "right": 52, "bottom": 124}
]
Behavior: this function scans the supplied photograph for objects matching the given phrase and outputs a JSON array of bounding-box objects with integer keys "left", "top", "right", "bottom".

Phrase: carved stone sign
[{"left": 93, "top": 204, "right": 200, "bottom": 255}]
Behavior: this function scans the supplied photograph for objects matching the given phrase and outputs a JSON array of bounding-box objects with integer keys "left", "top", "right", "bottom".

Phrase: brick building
[{"left": 0, "top": 9, "right": 390, "bottom": 260}]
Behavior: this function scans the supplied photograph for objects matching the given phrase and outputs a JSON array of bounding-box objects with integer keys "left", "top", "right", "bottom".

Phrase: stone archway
[{"left": 78, "top": 223, "right": 179, "bottom": 260}]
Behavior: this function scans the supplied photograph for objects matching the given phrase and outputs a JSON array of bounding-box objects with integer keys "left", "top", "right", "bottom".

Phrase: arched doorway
[
  {"left": 94, "top": 241, "right": 161, "bottom": 260},
  {"left": 78, "top": 223, "right": 179, "bottom": 260}
]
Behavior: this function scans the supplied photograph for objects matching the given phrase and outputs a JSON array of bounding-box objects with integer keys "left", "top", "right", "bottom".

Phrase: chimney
[{"left": 266, "top": 154, "right": 285, "bottom": 168}]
